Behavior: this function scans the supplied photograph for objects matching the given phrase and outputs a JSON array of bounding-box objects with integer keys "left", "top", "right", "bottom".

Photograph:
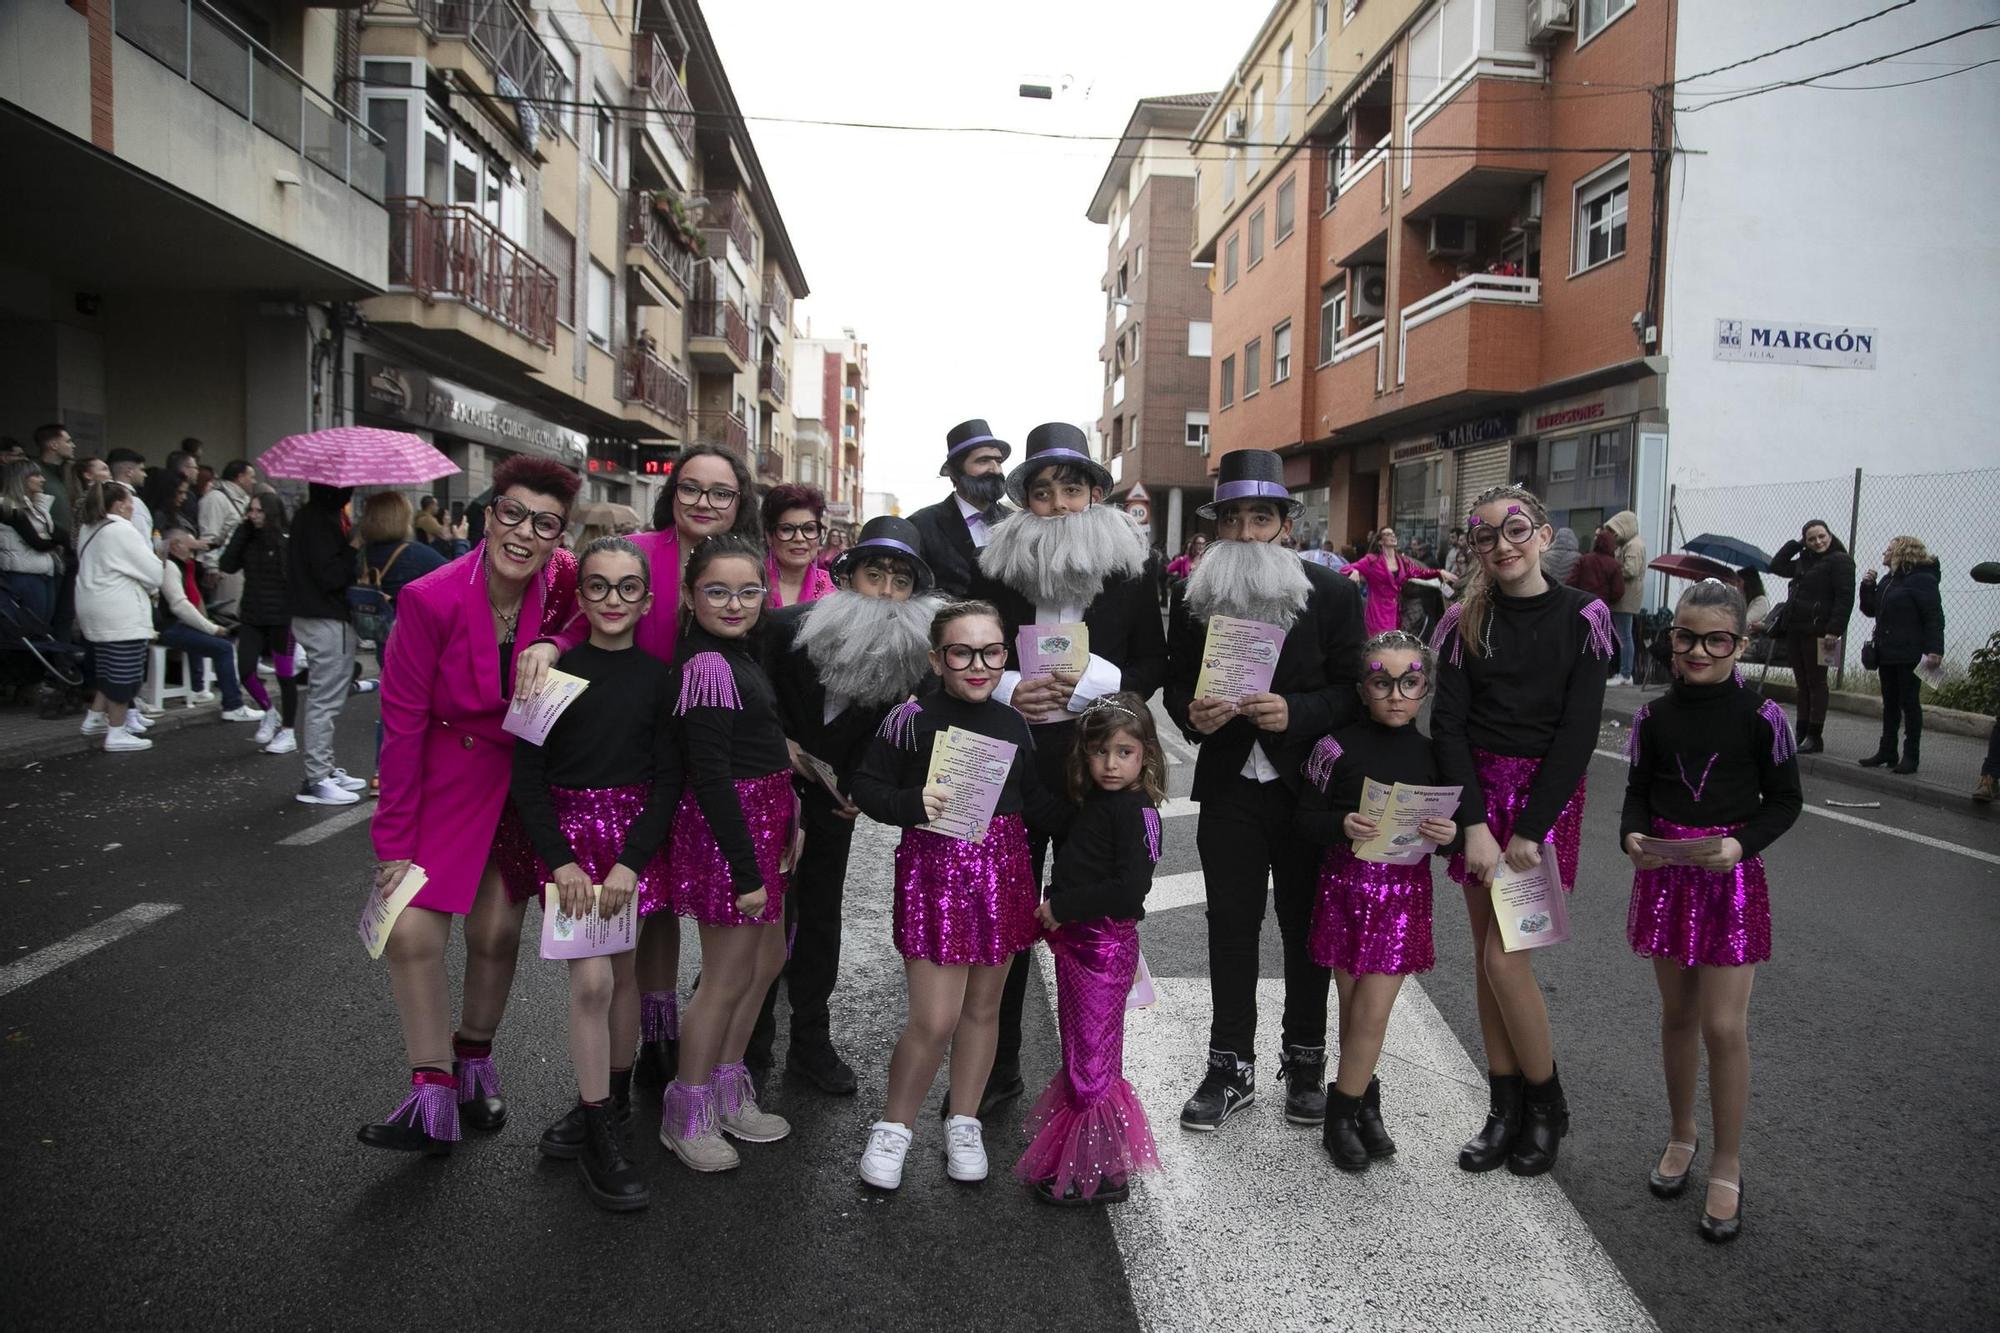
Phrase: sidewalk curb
[{"left": 5, "top": 704, "right": 229, "bottom": 768}]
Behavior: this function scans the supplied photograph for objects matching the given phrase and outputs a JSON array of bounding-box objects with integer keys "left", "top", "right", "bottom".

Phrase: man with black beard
[
  {"left": 907, "top": 419, "right": 1010, "bottom": 597},
  {"left": 1165, "top": 448, "right": 1365, "bottom": 1135},
  {"left": 749, "top": 516, "right": 944, "bottom": 1092},
  {"left": 968, "top": 421, "right": 1166, "bottom": 1115}
]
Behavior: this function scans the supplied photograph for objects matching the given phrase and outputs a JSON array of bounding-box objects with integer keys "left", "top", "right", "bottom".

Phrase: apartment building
[
  {"left": 1191, "top": 0, "right": 1671, "bottom": 555},
  {"left": 1087, "top": 93, "right": 1218, "bottom": 556},
  {"left": 791, "top": 328, "right": 869, "bottom": 537}
]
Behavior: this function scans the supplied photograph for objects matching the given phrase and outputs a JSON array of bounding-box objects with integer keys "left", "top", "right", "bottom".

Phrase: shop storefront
[
  {"left": 353, "top": 353, "right": 588, "bottom": 501},
  {"left": 1385, "top": 410, "right": 1518, "bottom": 557},
  {"left": 1521, "top": 380, "right": 1665, "bottom": 541}
]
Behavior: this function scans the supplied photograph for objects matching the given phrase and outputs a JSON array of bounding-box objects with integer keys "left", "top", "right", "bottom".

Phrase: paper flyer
[
  {"left": 1194, "top": 615, "right": 1286, "bottom": 703},
  {"left": 1016, "top": 622, "right": 1090, "bottom": 677},
  {"left": 1916, "top": 657, "right": 1947, "bottom": 688},
  {"left": 1489, "top": 846, "right": 1570, "bottom": 953},
  {"left": 1633, "top": 834, "right": 1730, "bottom": 866},
  {"left": 501, "top": 667, "right": 590, "bottom": 746},
  {"left": 357, "top": 864, "right": 428, "bottom": 961},
  {"left": 1351, "top": 782, "right": 1462, "bottom": 864},
  {"left": 1126, "top": 949, "right": 1158, "bottom": 1011},
  {"left": 920, "top": 725, "right": 1018, "bottom": 844},
  {"left": 800, "top": 752, "right": 845, "bottom": 800},
  {"left": 1816, "top": 637, "right": 1843, "bottom": 668},
  {"left": 539, "top": 883, "right": 638, "bottom": 960}
]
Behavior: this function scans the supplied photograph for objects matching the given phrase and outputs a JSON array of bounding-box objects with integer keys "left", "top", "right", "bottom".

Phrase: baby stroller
[{"left": 0, "top": 580, "right": 86, "bottom": 715}]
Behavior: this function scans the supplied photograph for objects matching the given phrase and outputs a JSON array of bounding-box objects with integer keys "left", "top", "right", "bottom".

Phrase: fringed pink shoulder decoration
[
  {"left": 877, "top": 698, "right": 923, "bottom": 750},
  {"left": 1430, "top": 603, "right": 1465, "bottom": 666},
  {"left": 1142, "top": 808, "right": 1162, "bottom": 864},
  {"left": 1581, "top": 599, "right": 1616, "bottom": 661},
  {"left": 675, "top": 652, "right": 741, "bottom": 714},
  {"left": 1758, "top": 697, "right": 1799, "bottom": 765},
  {"left": 1623, "top": 704, "right": 1650, "bottom": 764},
  {"left": 1303, "top": 735, "right": 1343, "bottom": 792}
]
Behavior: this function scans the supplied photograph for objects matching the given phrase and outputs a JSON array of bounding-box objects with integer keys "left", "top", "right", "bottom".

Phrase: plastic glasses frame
[
  {"left": 939, "top": 642, "right": 1009, "bottom": 670},
  {"left": 1361, "top": 671, "right": 1431, "bottom": 700},
  {"left": 772, "top": 521, "right": 824, "bottom": 542},
  {"left": 579, "top": 575, "right": 649, "bottom": 604},
  {"left": 1668, "top": 627, "right": 1745, "bottom": 657},
  {"left": 675, "top": 482, "right": 740, "bottom": 509},
  {"left": 698, "top": 583, "right": 767, "bottom": 609},
  {"left": 489, "top": 495, "right": 565, "bottom": 541},
  {"left": 1467, "top": 515, "right": 1539, "bottom": 552}
]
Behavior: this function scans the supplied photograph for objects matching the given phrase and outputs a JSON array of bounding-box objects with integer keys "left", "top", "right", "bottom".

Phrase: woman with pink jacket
[
  {"left": 1345, "top": 525, "right": 1456, "bottom": 637},
  {"left": 359, "top": 456, "right": 582, "bottom": 1155}
]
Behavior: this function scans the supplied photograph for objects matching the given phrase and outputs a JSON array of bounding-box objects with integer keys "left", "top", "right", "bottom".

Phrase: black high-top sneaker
[
  {"left": 1279, "top": 1044, "right": 1328, "bottom": 1126},
  {"left": 1179, "top": 1050, "right": 1255, "bottom": 1132}
]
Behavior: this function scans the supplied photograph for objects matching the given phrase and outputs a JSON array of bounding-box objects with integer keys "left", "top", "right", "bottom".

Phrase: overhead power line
[
  {"left": 1673, "top": 0, "right": 1917, "bottom": 85},
  {"left": 1677, "top": 19, "right": 2000, "bottom": 111}
]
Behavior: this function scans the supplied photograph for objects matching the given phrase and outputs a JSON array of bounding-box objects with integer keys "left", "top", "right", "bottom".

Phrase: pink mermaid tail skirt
[
  {"left": 1015, "top": 917, "right": 1160, "bottom": 1201},
  {"left": 892, "top": 814, "right": 1036, "bottom": 967},
  {"left": 1447, "top": 747, "right": 1586, "bottom": 891},
  {"left": 662, "top": 771, "right": 794, "bottom": 926},
  {"left": 1627, "top": 818, "right": 1771, "bottom": 968},
  {"left": 491, "top": 783, "right": 671, "bottom": 909},
  {"left": 1309, "top": 845, "right": 1435, "bottom": 976}
]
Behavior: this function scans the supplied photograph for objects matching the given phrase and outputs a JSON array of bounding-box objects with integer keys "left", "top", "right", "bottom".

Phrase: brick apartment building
[
  {"left": 790, "top": 327, "right": 868, "bottom": 539},
  {"left": 1190, "top": 0, "right": 1672, "bottom": 555},
  {"left": 1087, "top": 93, "right": 1218, "bottom": 556}
]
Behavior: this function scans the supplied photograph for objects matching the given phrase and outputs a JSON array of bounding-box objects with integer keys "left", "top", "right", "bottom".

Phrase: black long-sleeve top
[
  {"left": 1296, "top": 717, "right": 1461, "bottom": 854},
  {"left": 1619, "top": 678, "right": 1803, "bottom": 859},
  {"left": 675, "top": 626, "right": 791, "bottom": 890},
  {"left": 510, "top": 641, "right": 683, "bottom": 874},
  {"left": 220, "top": 522, "right": 291, "bottom": 627},
  {"left": 1046, "top": 786, "right": 1158, "bottom": 923},
  {"left": 1431, "top": 585, "right": 1612, "bottom": 845},
  {"left": 285, "top": 494, "right": 358, "bottom": 621},
  {"left": 850, "top": 690, "right": 1076, "bottom": 838},
  {"left": 1770, "top": 539, "right": 1855, "bottom": 638}
]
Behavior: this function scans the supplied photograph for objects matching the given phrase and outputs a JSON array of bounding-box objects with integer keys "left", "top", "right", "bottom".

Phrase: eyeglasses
[
  {"left": 1669, "top": 627, "right": 1745, "bottom": 657},
  {"left": 580, "top": 575, "right": 649, "bottom": 604},
  {"left": 489, "top": 495, "right": 565, "bottom": 542},
  {"left": 1467, "top": 514, "right": 1538, "bottom": 552},
  {"left": 698, "top": 583, "right": 766, "bottom": 609},
  {"left": 773, "top": 521, "right": 823, "bottom": 542},
  {"left": 1361, "top": 671, "right": 1430, "bottom": 700},
  {"left": 939, "top": 642, "right": 1009, "bottom": 670},
  {"left": 676, "top": 482, "right": 739, "bottom": 509}
]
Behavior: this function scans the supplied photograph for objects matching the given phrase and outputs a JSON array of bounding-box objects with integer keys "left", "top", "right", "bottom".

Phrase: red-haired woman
[{"left": 761, "top": 483, "right": 833, "bottom": 609}]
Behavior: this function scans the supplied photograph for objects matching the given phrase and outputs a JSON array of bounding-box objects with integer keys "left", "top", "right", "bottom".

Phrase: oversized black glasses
[
  {"left": 1361, "top": 671, "right": 1430, "bottom": 700},
  {"left": 1669, "top": 627, "right": 1745, "bottom": 657},
  {"left": 772, "top": 521, "right": 823, "bottom": 542},
  {"left": 580, "top": 575, "right": 649, "bottom": 603},
  {"left": 1467, "top": 514, "right": 1538, "bottom": 552},
  {"left": 490, "top": 495, "right": 565, "bottom": 541},
  {"left": 940, "top": 643, "right": 1009, "bottom": 670},
  {"left": 676, "top": 482, "right": 739, "bottom": 509}
]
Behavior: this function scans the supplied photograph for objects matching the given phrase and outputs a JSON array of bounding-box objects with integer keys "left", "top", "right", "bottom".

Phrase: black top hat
[
  {"left": 830, "top": 515, "right": 935, "bottom": 593},
  {"left": 1003, "top": 422, "right": 1114, "bottom": 508},
  {"left": 940, "top": 419, "right": 1011, "bottom": 477},
  {"left": 1196, "top": 448, "right": 1302, "bottom": 519}
]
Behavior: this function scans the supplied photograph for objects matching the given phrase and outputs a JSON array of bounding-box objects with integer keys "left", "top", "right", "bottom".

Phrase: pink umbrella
[{"left": 257, "top": 426, "right": 460, "bottom": 487}]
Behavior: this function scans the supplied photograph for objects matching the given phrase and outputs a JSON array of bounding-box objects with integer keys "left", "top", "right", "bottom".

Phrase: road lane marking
[
  {"left": 1158, "top": 797, "right": 1198, "bottom": 821},
  {"left": 0, "top": 904, "right": 182, "bottom": 1000},
  {"left": 279, "top": 803, "right": 376, "bottom": 846},
  {"left": 1591, "top": 749, "right": 2000, "bottom": 868}
]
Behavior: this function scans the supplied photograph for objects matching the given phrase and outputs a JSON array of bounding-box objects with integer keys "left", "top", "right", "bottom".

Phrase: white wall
[{"left": 1664, "top": 0, "right": 2000, "bottom": 489}]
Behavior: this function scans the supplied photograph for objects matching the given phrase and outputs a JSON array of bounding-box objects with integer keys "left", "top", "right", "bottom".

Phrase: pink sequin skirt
[
  {"left": 892, "top": 814, "right": 1036, "bottom": 967},
  {"left": 1448, "top": 747, "right": 1586, "bottom": 891},
  {"left": 1628, "top": 818, "right": 1770, "bottom": 968},
  {"left": 662, "top": 770, "right": 794, "bottom": 927},
  {"left": 490, "top": 783, "right": 671, "bottom": 909},
  {"left": 1309, "top": 845, "right": 1435, "bottom": 976},
  {"left": 1015, "top": 918, "right": 1160, "bottom": 1201}
]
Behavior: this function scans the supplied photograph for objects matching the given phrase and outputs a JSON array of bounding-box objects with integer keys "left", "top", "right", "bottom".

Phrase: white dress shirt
[{"left": 956, "top": 494, "right": 991, "bottom": 549}]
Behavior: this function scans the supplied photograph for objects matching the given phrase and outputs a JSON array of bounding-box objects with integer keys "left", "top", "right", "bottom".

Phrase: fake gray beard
[
  {"left": 976, "top": 503, "right": 1149, "bottom": 610},
  {"left": 794, "top": 589, "right": 943, "bottom": 707},
  {"left": 1185, "top": 536, "right": 1313, "bottom": 631}
]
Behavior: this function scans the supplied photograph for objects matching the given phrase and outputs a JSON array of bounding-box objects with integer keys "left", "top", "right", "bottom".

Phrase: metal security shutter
[{"left": 1455, "top": 442, "right": 1512, "bottom": 514}]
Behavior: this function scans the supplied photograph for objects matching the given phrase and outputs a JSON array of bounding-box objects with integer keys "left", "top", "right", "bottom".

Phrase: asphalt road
[{"left": 1, "top": 701, "right": 1995, "bottom": 1331}]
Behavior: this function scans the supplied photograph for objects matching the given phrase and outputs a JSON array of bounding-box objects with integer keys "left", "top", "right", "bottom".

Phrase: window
[
  {"left": 543, "top": 213, "right": 576, "bottom": 328},
  {"left": 1248, "top": 209, "right": 1265, "bottom": 267},
  {"left": 1243, "top": 338, "right": 1262, "bottom": 396},
  {"left": 1318, "top": 282, "right": 1346, "bottom": 363},
  {"left": 548, "top": 35, "right": 578, "bottom": 137},
  {"left": 1580, "top": 0, "right": 1635, "bottom": 43},
  {"left": 1314, "top": 0, "right": 1330, "bottom": 42},
  {"left": 586, "top": 261, "right": 613, "bottom": 348},
  {"left": 1344, "top": 0, "right": 1362, "bottom": 25},
  {"left": 1223, "top": 148, "right": 1238, "bottom": 204},
  {"left": 1186, "top": 410, "right": 1211, "bottom": 450},
  {"left": 1588, "top": 429, "right": 1623, "bottom": 476},
  {"left": 1323, "top": 141, "right": 1345, "bottom": 211},
  {"left": 1135, "top": 245, "right": 1144, "bottom": 277},
  {"left": 1275, "top": 177, "right": 1296, "bottom": 243},
  {"left": 1248, "top": 81, "right": 1264, "bottom": 175},
  {"left": 1220, "top": 356, "right": 1236, "bottom": 408},
  {"left": 1272, "top": 321, "right": 1292, "bottom": 383},
  {"left": 1406, "top": 0, "right": 1475, "bottom": 116},
  {"left": 590, "top": 98, "right": 614, "bottom": 173},
  {"left": 1548, "top": 437, "right": 1578, "bottom": 483},
  {"left": 1188, "top": 320, "right": 1213, "bottom": 357},
  {"left": 1276, "top": 40, "right": 1293, "bottom": 142},
  {"left": 1573, "top": 159, "right": 1630, "bottom": 273},
  {"left": 1224, "top": 234, "right": 1240, "bottom": 288}
]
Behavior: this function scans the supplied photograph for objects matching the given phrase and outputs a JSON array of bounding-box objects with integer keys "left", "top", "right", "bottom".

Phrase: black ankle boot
[
  {"left": 1508, "top": 1069, "right": 1570, "bottom": 1176},
  {"left": 539, "top": 1080, "right": 634, "bottom": 1159},
  {"left": 1893, "top": 739, "right": 1921, "bottom": 774},
  {"left": 1858, "top": 743, "right": 1897, "bottom": 768},
  {"left": 452, "top": 1040, "right": 506, "bottom": 1132},
  {"left": 577, "top": 1104, "right": 650, "bottom": 1212},
  {"left": 1797, "top": 724, "right": 1824, "bottom": 755},
  {"left": 1321, "top": 1089, "right": 1369, "bottom": 1172},
  {"left": 1279, "top": 1044, "right": 1328, "bottom": 1126},
  {"left": 1459, "top": 1073, "right": 1524, "bottom": 1172},
  {"left": 634, "top": 1036, "right": 679, "bottom": 1088},
  {"left": 1357, "top": 1077, "right": 1396, "bottom": 1158}
]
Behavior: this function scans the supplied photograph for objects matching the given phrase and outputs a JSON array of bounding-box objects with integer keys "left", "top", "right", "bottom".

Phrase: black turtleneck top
[
  {"left": 849, "top": 690, "right": 1075, "bottom": 838},
  {"left": 1046, "top": 786, "right": 1158, "bottom": 923},
  {"left": 1619, "top": 677, "right": 1803, "bottom": 858},
  {"left": 675, "top": 625, "right": 791, "bottom": 889},
  {"left": 1296, "top": 716, "right": 1460, "bottom": 852}
]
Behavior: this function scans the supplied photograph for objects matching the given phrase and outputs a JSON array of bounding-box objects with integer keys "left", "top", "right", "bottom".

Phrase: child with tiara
[
  {"left": 1015, "top": 692, "right": 1165, "bottom": 1205},
  {"left": 1622, "top": 578, "right": 1801, "bottom": 1243},
  {"left": 1296, "top": 630, "right": 1459, "bottom": 1171}
]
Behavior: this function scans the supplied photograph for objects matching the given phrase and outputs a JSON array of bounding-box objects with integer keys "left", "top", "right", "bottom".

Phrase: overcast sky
[{"left": 703, "top": 0, "right": 1266, "bottom": 513}]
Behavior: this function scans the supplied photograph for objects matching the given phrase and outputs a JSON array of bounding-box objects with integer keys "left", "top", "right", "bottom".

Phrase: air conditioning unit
[
  {"left": 1528, "top": 0, "right": 1576, "bottom": 43},
  {"left": 1519, "top": 179, "right": 1545, "bottom": 229},
  {"left": 1353, "top": 265, "right": 1387, "bottom": 321},
  {"left": 1223, "top": 110, "right": 1248, "bottom": 143},
  {"left": 1427, "top": 216, "right": 1478, "bottom": 258}
]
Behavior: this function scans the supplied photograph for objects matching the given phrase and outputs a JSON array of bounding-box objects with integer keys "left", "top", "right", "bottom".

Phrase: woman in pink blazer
[
  {"left": 359, "top": 456, "right": 583, "bottom": 1155},
  {"left": 1345, "top": 525, "right": 1456, "bottom": 637}
]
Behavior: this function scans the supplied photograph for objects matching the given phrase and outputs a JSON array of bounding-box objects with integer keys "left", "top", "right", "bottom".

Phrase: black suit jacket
[
  {"left": 908, "top": 495, "right": 981, "bottom": 598},
  {"left": 759, "top": 603, "right": 892, "bottom": 794},
  {"left": 1164, "top": 560, "right": 1366, "bottom": 803}
]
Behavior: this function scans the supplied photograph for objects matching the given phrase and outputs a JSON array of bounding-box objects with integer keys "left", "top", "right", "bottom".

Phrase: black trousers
[
  {"left": 993, "top": 718, "right": 1078, "bottom": 1071},
  {"left": 1877, "top": 662, "right": 1923, "bottom": 754},
  {"left": 752, "top": 785, "right": 857, "bottom": 1053},
  {"left": 1784, "top": 632, "right": 1830, "bottom": 727},
  {"left": 1197, "top": 773, "right": 1328, "bottom": 1060}
]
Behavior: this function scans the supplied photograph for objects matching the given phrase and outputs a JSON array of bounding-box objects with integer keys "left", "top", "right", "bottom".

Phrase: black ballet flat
[
  {"left": 1648, "top": 1138, "right": 1698, "bottom": 1199},
  {"left": 1033, "top": 1175, "right": 1130, "bottom": 1207},
  {"left": 1700, "top": 1178, "right": 1744, "bottom": 1243}
]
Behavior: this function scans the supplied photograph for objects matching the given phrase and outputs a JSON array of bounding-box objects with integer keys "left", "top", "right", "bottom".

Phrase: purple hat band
[
  {"left": 946, "top": 433, "right": 1001, "bottom": 457},
  {"left": 848, "top": 536, "right": 921, "bottom": 561},
  {"left": 1023, "top": 446, "right": 1097, "bottom": 469},
  {"left": 1213, "top": 479, "right": 1292, "bottom": 504}
]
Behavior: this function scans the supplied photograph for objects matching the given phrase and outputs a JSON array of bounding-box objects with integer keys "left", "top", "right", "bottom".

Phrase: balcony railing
[
  {"left": 688, "top": 300, "right": 751, "bottom": 362},
  {"left": 756, "top": 449, "right": 783, "bottom": 481},
  {"left": 626, "top": 191, "right": 698, "bottom": 295},
  {"left": 620, "top": 345, "right": 690, "bottom": 426},
  {"left": 758, "top": 360, "right": 788, "bottom": 403},
  {"left": 634, "top": 33, "right": 695, "bottom": 158},
  {"left": 1396, "top": 273, "right": 1541, "bottom": 387},
  {"left": 115, "top": 0, "right": 385, "bottom": 201},
  {"left": 693, "top": 411, "right": 749, "bottom": 457},
  {"left": 762, "top": 283, "right": 790, "bottom": 331},
  {"left": 702, "top": 196, "right": 756, "bottom": 263},
  {"left": 386, "top": 197, "right": 559, "bottom": 348},
  {"left": 1329, "top": 324, "right": 1388, "bottom": 395},
  {"left": 421, "top": 0, "right": 557, "bottom": 137},
  {"left": 1337, "top": 136, "right": 1391, "bottom": 200}
]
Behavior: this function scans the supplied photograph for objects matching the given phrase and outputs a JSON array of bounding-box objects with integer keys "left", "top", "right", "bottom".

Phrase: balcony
[
  {"left": 688, "top": 299, "right": 751, "bottom": 374},
  {"left": 693, "top": 410, "right": 749, "bottom": 459},
  {"left": 419, "top": 0, "right": 557, "bottom": 135},
  {"left": 1327, "top": 136, "right": 1391, "bottom": 267},
  {"left": 762, "top": 282, "right": 790, "bottom": 333},
  {"left": 619, "top": 345, "right": 690, "bottom": 430},
  {"left": 758, "top": 360, "right": 787, "bottom": 408},
  {"left": 701, "top": 195, "right": 756, "bottom": 271},
  {"left": 626, "top": 190, "right": 697, "bottom": 303},
  {"left": 757, "top": 449, "right": 783, "bottom": 481},
  {"left": 1396, "top": 273, "right": 1543, "bottom": 405},
  {"left": 1403, "top": 75, "right": 1549, "bottom": 220},
  {"left": 633, "top": 33, "right": 696, "bottom": 162},
  {"left": 1318, "top": 324, "right": 1387, "bottom": 432},
  {"left": 841, "top": 384, "right": 859, "bottom": 410},
  {"left": 384, "top": 196, "right": 558, "bottom": 352}
]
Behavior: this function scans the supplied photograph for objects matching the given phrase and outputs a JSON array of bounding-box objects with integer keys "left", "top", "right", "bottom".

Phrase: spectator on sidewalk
[
  {"left": 1769, "top": 520, "right": 1855, "bottom": 754},
  {"left": 1541, "top": 527, "right": 1581, "bottom": 586},
  {"left": 0, "top": 459, "right": 65, "bottom": 630},
  {"left": 1858, "top": 536, "right": 1944, "bottom": 776},
  {"left": 32, "top": 425, "right": 75, "bottom": 537},
  {"left": 140, "top": 471, "right": 189, "bottom": 551},
  {"left": 69, "top": 456, "right": 109, "bottom": 517},
  {"left": 1568, "top": 526, "right": 1628, "bottom": 612},
  {"left": 197, "top": 460, "right": 255, "bottom": 620},
  {"left": 221, "top": 490, "right": 300, "bottom": 755},
  {"left": 105, "top": 450, "right": 151, "bottom": 540},
  {"left": 359, "top": 492, "right": 449, "bottom": 608},
  {"left": 157, "top": 529, "right": 259, "bottom": 722},
  {"left": 165, "top": 448, "right": 201, "bottom": 530},
  {"left": 288, "top": 483, "right": 364, "bottom": 806},
  {"left": 1602, "top": 511, "right": 1648, "bottom": 686},
  {"left": 72, "top": 482, "right": 159, "bottom": 753},
  {"left": 413, "top": 494, "right": 451, "bottom": 554}
]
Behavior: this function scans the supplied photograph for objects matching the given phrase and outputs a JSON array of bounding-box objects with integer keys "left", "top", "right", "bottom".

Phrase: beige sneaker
[
  {"left": 658, "top": 1080, "right": 740, "bottom": 1172},
  {"left": 714, "top": 1062, "right": 792, "bottom": 1143}
]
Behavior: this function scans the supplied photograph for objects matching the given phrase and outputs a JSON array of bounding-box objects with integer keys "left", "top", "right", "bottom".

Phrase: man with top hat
[
  {"left": 908, "top": 419, "right": 1011, "bottom": 598},
  {"left": 1164, "top": 448, "right": 1365, "bottom": 1134},
  {"left": 747, "top": 516, "right": 945, "bottom": 1092},
  {"left": 965, "top": 420, "right": 1166, "bottom": 1115}
]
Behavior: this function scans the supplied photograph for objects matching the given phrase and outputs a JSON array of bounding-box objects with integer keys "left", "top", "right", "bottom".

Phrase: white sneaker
[
  {"left": 104, "top": 729, "right": 153, "bottom": 753},
  {"left": 858, "top": 1121, "right": 913, "bottom": 1190},
  {"left": 351, "top": 678, "right": 380, "bottom": 694},
  {"left": 187, "top": 689, "right": 218, "bottom": 705},
  {"left": 80, "top": 710, "right": 108, "bottom": 736},
  {"left": 253, "top": 709, "right": 280, "bottom": 745},
  {"left": 133, "top": 699, "right": 164, "bottom": 718},
  {"left": 125, "top": 712, "right": 149, "bottom": 734},
  {"left": 220, "top": 704, "right": 263, "bottom": 723},
  {"left": 297, "top": 778, "right": 360, "bottom": 806},
  {"left": 329, "top": 768, "right": 368, "bottom": 792},
  {"left": 263, "top": 728, "right": 297, "bottom": 755},
  {"left": 943, "top": 1114, "right": 988, "bottom": 1183}
]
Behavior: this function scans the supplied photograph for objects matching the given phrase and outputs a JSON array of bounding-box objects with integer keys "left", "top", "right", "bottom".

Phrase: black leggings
[
  {"left": 235, "top": 623, "right": 299, "bottom": 727},
  {"left": 1877, "top": 662, "right": 1923, "bottom": 753},
  {"left": 1785, "top": 633, "right": 1829, "bottom": 727}
]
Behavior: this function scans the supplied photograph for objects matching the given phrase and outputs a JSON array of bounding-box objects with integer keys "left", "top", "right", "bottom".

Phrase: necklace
[{"left": 489, "top": 592, "right": 522, "bottom": 638}]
